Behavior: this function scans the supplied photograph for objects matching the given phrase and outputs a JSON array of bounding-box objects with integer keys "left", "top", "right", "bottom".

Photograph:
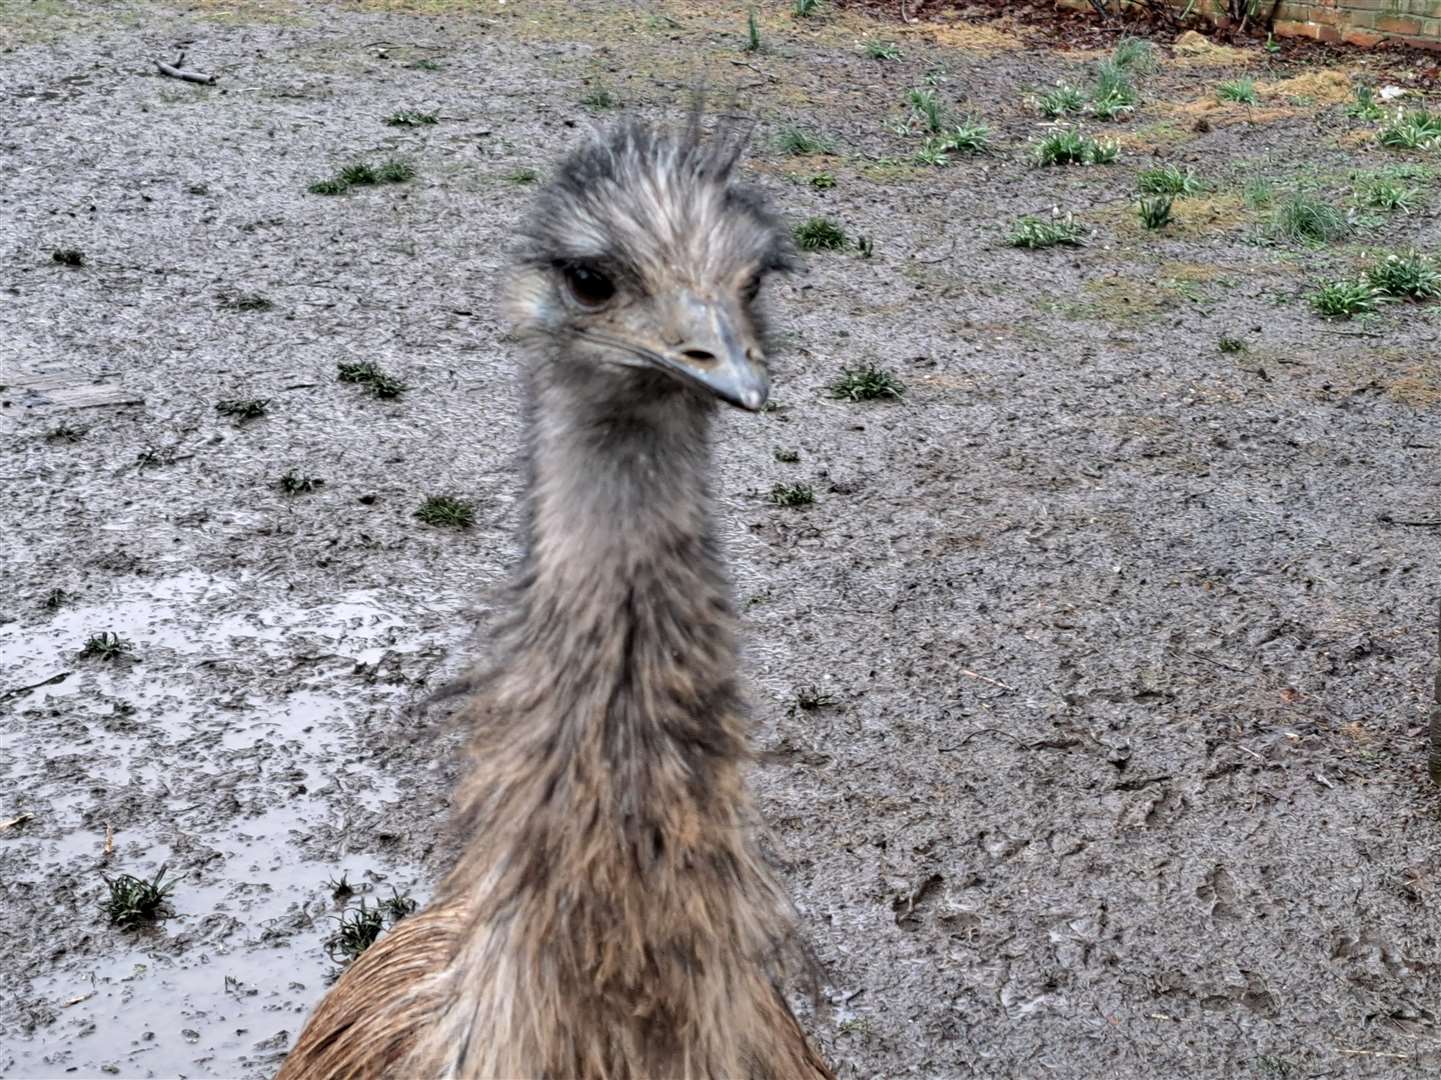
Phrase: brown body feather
[{"left": 276, "top": 116, "right": 832, "bottom": 1080}]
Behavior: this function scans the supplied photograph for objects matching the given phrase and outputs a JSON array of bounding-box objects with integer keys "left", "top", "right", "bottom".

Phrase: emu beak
[{"left": 655, "top": 293, "right": 769, "bottom": 412}]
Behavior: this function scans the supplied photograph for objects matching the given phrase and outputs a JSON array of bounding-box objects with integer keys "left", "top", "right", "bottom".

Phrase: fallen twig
[
  {"left": 960, "top": 668, "right": 1017, "bottom": 692},
  {"left": 0, "top": 814, "right": 33, "bottom": 832},
  {"left": 155, "top": 53, "right": 216, "bottom": 85},
  {"left": 0, "top": 671, "right": 70, "bottom": 702}
]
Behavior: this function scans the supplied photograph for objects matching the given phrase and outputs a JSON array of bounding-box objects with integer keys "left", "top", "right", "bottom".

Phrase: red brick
[
  {"left": 1372, "top": 15, "right": 1424, "bottom": 35},
  {"left": 1340, "top": 27, "right": 1387, "bottom": 47}
]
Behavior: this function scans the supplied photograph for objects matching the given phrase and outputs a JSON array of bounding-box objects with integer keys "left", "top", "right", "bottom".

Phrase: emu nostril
[{"left": 680, "top": 348, "right": 718, "bottom": 365}]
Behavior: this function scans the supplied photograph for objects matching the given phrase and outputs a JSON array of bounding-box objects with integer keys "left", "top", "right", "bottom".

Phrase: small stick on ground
[
  {"left": 0, "top": 814, "right": 33, "bottom": 832},
  {"left": 960, "top": 668, "right": 1017, "bottom": 692},
  {"left": 155, "top": 53, "right": 217, "bottom": 85}
]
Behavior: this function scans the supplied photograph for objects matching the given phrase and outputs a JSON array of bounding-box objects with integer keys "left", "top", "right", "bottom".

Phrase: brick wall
[{"left": 1060, "top": 1, "right": 1441, "bottom": 50}]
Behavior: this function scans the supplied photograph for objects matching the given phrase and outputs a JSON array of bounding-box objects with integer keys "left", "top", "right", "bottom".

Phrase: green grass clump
[
  {"left": 51, "top": 248, "right": 85, "bottom": 267},
  {"left": 385, "top": 110, "right": 437, "bottom": 126},
  {"left": 78, "top": 632, "right": 132, "bottom": 662},
  {"left": 795, "top": 685, "right": 837, "bottom": 710},
  {"left": 1037, "top": 84, "right": 1086, "bottom": 119},
  {"left": 774, "top": 127, "right": 834, "bottom": 156},
  {"left": 580, "top": 87, "right": 618, "bottom": 110},
  {"left": 1111, "top": 36, "right": 1158, "bottom": 74},
  {"left": 1310, "top": 280, "right": 1379, "bottom": 320},
  {"left": 1218, "top": 336, "right": 1247, "bottom": 354},
  {"left": 1365, "top": 250, "right": 1441, "bottom": 300},
  {"left": 792, "top": 216, "right": 848, "bottom": 251},
  {"left": 792, "top": 0, "right": 823, "bottom": 15},
  {"left": 337, "top": 360, "right": 408, "bottom": 398},
  {"left": 375, "top": 158, "right": 415, "bottom": 184},
  {"left": 1272, "top": 196, "right": 1350, "bottom": 244},
  {"left": 1137, "top": 164, "right": 1202, "bottom": 195},
  {"left": 1034, "top": 129, "right": 1117, "bottom": 166},
  {"left": 774, "top": 448, "right": 800, "bottom": 463},
  {"left": 215, "top": 398, "right": 270, "bottom": 423},
  {"left": 278, "top": 470, "right": 325, "bottom": 495},
  {"left": 743, "top": 9, "right": 763, "bottom": 53},
  {"left": 1345, "top": 84, "right": 1382, "bottom": 121},
  {"left": 326, "top": 901, "right": 385, "bottom": 964},
  {"left": 807, "top": 172, "right": 836, "bottom": 190},
  {"left": 1357, "top": 177, "right": 1421, "bottom": 212},
  {"left": 1008, "top": 215, "right": 1085, "bottom": 249},
  {"left": 339, "top": 162, "right": 379, "bottom": 185},
  {"left": 907, "top": 87, "right": 946, "bottom": 133},
  {"left": 768, "top": 483, "right": 815, "bottom": 508},
  {"left": 217, "top": 291, "right": 274, "bottom": 312},
  {"left": 1089, "top": 61, "right": 1138, "bottom": 120},
  {"left": 1138, "top": 195, "right": 1174, "bottom": 229},
  {"left": 862, "top": 39, "right": 900, "bottom": 61},
  {"left": 311, "top": 159, "right": 414, "bottom": 195},
  {"left": 415, "top": 495, "right": 476, "bottom": 529},
  {"left": 830, "top": 364, "right": 905, "bottom": 402},
  {"left": 1217, "top": 78, "right": 1258, "bottom": 105},
  {"left": 1378, "top": 110, "right": 1441, "bottom": 151},
  {"left": 102, "top": 865, "right": 177, "bottom": 929},
  {"left": 307, "top": 177, "right": 349, "bottom": 196},
  {"left": 503, "top": 167, "right": 539, "bottom": 185}
]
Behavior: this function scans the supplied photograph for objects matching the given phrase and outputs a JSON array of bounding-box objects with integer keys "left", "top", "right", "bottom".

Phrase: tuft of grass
[
  {"left": 217, "top": 291, "right": 273, "bottom": 313},
  {"left": 807, "top": 172, "right": 836, "bottom": 190},
  {"left": 939, "top": 119, "right": 990, "bottom": 155},
  {"left": 773, "top": 448, "right": 800, "bottom": 463},
  {"left": 792, "top": 0, "right": 823, "bottom": 15},
  {"left": 1218, "top": 336, "right": 1247, "bottom": 354},
  {"left": 1365, "top": 250, "right": 1441, "bottom": 300},
  {"left": 1378, "top": 110, "right": 1441, "bottom": 151},
  {"left": 1037, "top": 84, "right": 1086, "bottom": 119},
  {"left": 1217, "top": 78, "right": 1259, "bottom": 105},
  {"left": 795, "top": 685, "right": 837, "bottom": 710},
  {"left": 42, "top": 587, "right": 70, "bottom": 610},
  {"left": 415, "top": 494, "right": 476, "bottom": 529},
  {"left": 1008, "top": 215, "right": 1085, "bottom": 249},
  {"left": 385, "top": 110, "right": 437, "bottom": 127},
  {"left": 1243, "top": 178, "right": 1274, "bottom": 209},
  {"left": 907, "top": 87, "right": 946, "bottom": 133},
  {"left": 307, "top": 177, "right": 349, "bottom": 196},
  {"left": 45, "top": 423, "right": 85, "bottom": 443},
  {"left": 51, "top": 248, "right": 85, "bottom": 267},
  {"left": 327, "top": 872, "right": 354, "bottom": 900},
  {"left": 337, "top": 360, "right": 408, "bottom": 399},
  {"left": 792, "top": 216, "right": 848, "bottom": 251},
  {"left": 1272, "top": 196, "right": 1350, "bottom": 244},
  {"left": 1034, "top": 129, "right": 1117, "bottom": 166},
  {"left": 862, "top": 39, "right": 900, "bottom": 61},
  {"left": 1310, "top": 280, "right": 1379, "bottom": 320},
  {"left": 326, "top": 901, "right": 385, "bottom": 964},
  {"left": 503, "top": 167, "right": 539, "bottom": 185},
  {"left": 381, "top": 889, "right": 418, "bottom": 923},
  {"left": 1357, "top": 177, "right": 1421, "bottom": 213},
  {"left": 339, "top": 161, "right": 380, "bottom": 186},
  {"left": 1089, "top": 61, "right": 1138, "bottom": 120},
  {"left": 768, "top": 483, "right": 815, "bottom": 508},
  {"left": 774, "top": 126, "right": 834, "bottom": 156},
  {"left": 102, "top": 865, "right": 177, "bottom": 929},
  {"left": 1137, "top": 164, "right": 1202, "bottom": 195},
  {"left": 580, "top": 86, "right": 619, "bottom": 110},
  {"left": 854, "top": 234, "right": 874, "bottom": 258},
  {"left": 375, "top": 158, "right": 415, "bottom": 184},
  {"left": 830, "top": 364, "right": 905, "bottom": 402},
  {"left": 743, "top": 8, "right": 763, "bottom": 52},
  {"left": 1138, "top": 194, "right": 1174, "bottom": 229},
  {"left": 278, "top": 470, "right": 325, "bottom": 495},
  {"left": 1345, "top": 84, "right": 1382, "bottom": 122},
  {"left": 79, "top": 632, "right": 132, "bottom": 662},
  {"left": 215, "top": 398, "right": 270, "bottom": 423},
  {"left": 1111, "top": 36, "right": 1157, "bottom": 73}
]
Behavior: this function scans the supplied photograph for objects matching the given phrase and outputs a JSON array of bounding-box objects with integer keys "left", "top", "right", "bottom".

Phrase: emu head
[{"left": 507, "top": 114, "right": 794, "bottom": 412}]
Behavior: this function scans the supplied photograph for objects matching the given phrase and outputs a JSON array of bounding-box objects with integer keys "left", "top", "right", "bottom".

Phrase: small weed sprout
[
  {"left": 381, "top": 889, "right": 418, "bottom": 922},
  {"left": 1218, "top": 336, "right": 1247, "bottom": 354},
  {"left": 774, "top": 127, "right": 834, "bottom": 156},
  {"left": 768, "top": 483, "right": 815, "bottom": 508},
  {"left": 217, "top": 291, "right": 274, "bottom": 312},
  {"left": 792, "top": 0, "right": 823, "bottom": 16},
  {"left": 278, "top": 470, "right": 325, "bottom": 495},
  {"left": 794, "top": 685, "right": 837, "bottom": 710},
  {"left": 580, "top": 87, "right": 619, "bottom": 110},
  {"left": 44, "top": 423, "right": 85, "bottom": 443},
  {"left": 907, "top": 87, "right": 947, "bottom": 133},
  {"left": 1310, "top": 280, "right": 1379, "bottom": 320},
  {"left": 1137, "top": 164, "right": 1202, "bottom": 195},
  {"left": 42, "top": 587, "right": 70, "bottom": 610},
  {"left": 1218, "top": 78, "right": 1259, "bottom": 105},
  {"left": 1008, "top": 215, "right": 1085, "bottom": 249},
  {"left": 914, "top": 141, "right": 950, "bottom": 168},
  {"left": 744, "top": 9, "right": 763, "bottom": 52},
  {"left": 1034, "top": 129, "right": 1117, "bottom": 166},
  {"left": 863, "top": 39, "right": 900, "bottom": 61},
  {"left": 415, "top": 495, "right": 476, "bottom": 529},
  {"left": 938, "top": 119, "right": 990, "bottom": 155},
  {"left": 308, "top": 177, "right": 349, "bottom": 196},
  {"left": 215, "top": 398, "right": 270, "bottom": 423},
  {"left": 1378, "top": 110, "right": 1441, "bottom": 151},
  {"left": 102, "top": 865, "right": 178, "bottom": 929},
  {"left": 1273, "top": 196, "right": 1351, "bottom": 244},
  {"left": 375, "top": 158, "right": 415, "bottom": 184},
  {"left": 1111, "top": 36, "right": 1157, "bottom": 74},
  {"left": 774, "top": 448, "right": 800, "bottom": 463},
  {"left": 830, "top": 365, "right": 905, "bottom": 402},
  {"left": 854, "top": 234, "right": 874, "bottom": 258},
  {"left": 808, "top": 172, "right": 837, "bottom": 190},
  {"left": 1365, "top": 251, "right": 1441, "bottom": 300},
  {"left": 339, "top": 162, "right": 379, "bottom": 186},
  {"left": 504, "top": 167, "right": 539, "bottom": 185},
  {"left": 1138, "top": 195, "right": 1174, "bottom": 229},
  {"left": 326, "top": 901, "right": 385, "bottom": 964},
  {"left": 1037, "top": 84, "right": 1086, "bottom": 119},
  {"left": 1358, "top": 177, "right": 1420, "bottom": 212},
  {"left": 1345, "top": 85, "right": 1382, "bottom": 122},
  {"left": 327, "top": 872, "right": 354, "bottom": 900},
  {"left": 79, "top": 632, "right": 133, "bottom": 662},
  {"left": 52, "top": 248, "right": 86, "bottom": 267},
  {"left": 385, "top": 110, "right": 438, "bottom": 126},
  {"left": 337, "top": 360, "right": 408, "bottom": 398},
  {"left": 1089, "top": 61, "right": 1138, "bottom": 120},
  {"left": 792, "top": 216, "right": 848, "bottom": 251}
]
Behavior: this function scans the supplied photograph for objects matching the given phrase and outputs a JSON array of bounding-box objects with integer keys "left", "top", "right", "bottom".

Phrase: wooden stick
[
  {"left": 1429, "top": 600, "right": 1440, "bottom": 786},
  {"left": 155, "top": 54, "right": 216, "bottom": 85}
]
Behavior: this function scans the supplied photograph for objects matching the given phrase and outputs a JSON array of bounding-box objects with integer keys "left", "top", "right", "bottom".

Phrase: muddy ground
[{"left": 3, "top": 1, "right": 1440, "bottom": 1077}]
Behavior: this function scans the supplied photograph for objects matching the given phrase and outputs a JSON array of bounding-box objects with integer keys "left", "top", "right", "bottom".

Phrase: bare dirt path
[{"left": 3, "top": 2, "right": 1439, "bottom": 1077}]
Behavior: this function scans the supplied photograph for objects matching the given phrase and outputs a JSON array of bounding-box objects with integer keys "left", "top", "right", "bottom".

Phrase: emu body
[{"left": 276, "top": 117, "right": 832, "bottom": 1080}]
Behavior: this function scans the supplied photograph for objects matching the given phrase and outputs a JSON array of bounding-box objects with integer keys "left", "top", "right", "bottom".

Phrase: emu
[{"left": 276, "top": 113, "right": 833, "bottom": 1080}]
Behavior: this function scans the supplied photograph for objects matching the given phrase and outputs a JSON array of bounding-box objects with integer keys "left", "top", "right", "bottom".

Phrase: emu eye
[{"left": 562, "top": 264, "right": 616, "bottom": 308}]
